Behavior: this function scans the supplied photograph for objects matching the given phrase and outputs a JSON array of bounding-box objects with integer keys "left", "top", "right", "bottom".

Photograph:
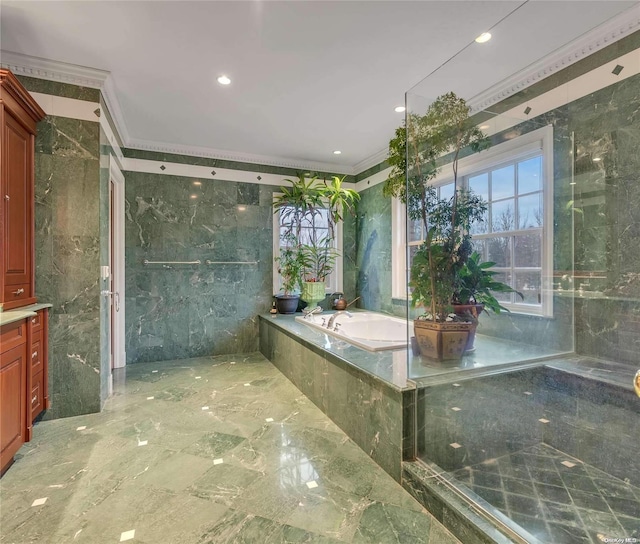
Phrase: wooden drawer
[
  {"left": 3, "top": 283, "right": 31, "bottom": 305},
  {"left": 29, "top": 311, "right": 43, "bottom": 332},
  {"left": 0, "top": 319, "right": 28, "bottom": 353},
  {"left": 30, "top": 370, "right": 44, "bottom": 421},
  {"left": 1, "top": 342, "right": 27, "bottom": 472},
  {"left": 30, "top": 329, "right": 43, "bottom": 376}
]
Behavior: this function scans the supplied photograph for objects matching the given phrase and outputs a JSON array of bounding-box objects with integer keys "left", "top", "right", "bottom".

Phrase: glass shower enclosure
[{"left": 402, "top": 5, "right": 640, "bottom": 544}]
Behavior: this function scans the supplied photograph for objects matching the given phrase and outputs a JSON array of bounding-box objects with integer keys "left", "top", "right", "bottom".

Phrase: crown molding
[
  {"left": 101, "top": 76, "right": 132, "bottom": 144},
  {"left": 352, "top": 147, "right": 389, "bottom": 177},
  {"left": 125, "top": 137, "right": 353, "bottom": 175},
  {"left": 0, "top": 50, "right": 109, "bottom": 89},
  {"left": 3, "top": 4, "right": 638, "bottom": 177},
  {"left": 468, "top": 4, "right": 640, "bottom": 113}
]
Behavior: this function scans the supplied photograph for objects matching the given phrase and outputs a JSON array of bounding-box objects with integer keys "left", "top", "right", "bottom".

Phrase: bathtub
[{"left": 294, "top": 311, "right": 410, "bottom": 352}]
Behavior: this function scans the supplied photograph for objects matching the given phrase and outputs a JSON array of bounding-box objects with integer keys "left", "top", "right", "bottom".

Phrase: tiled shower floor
[{"left": 453, "top": 443, "right": 640, "bottom": 544}]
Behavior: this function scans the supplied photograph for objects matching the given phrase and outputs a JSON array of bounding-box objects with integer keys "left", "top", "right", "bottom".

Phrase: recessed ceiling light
[
  {"left": 217, "top": 75, "right": 231, "bottom": 85},
  {"left": 333, "top": 150, "right": 342, "bottom": 155},
  {"left": 395, "top": 106, "right": 406, "bottom": 113},
  {"left": 569, "top": 182, "right": 577, "bottom": 186},
  {"left": 475, "top": 32, "right": 492, "bottom": 44},
  {"left": 190, "top": 194, "right": 198, "bottom": 199},
  {"left": 592, "top": 157, "right": 602, "bottom": 162},
  {"left": 193, "top": 181, "right": 202, "bottom": 186},
  {"left": 237, "top": 205, "right": 246, "bottom": 211},
  {"left": 479, "top": 124, "right": 490, "bottom": 130}
]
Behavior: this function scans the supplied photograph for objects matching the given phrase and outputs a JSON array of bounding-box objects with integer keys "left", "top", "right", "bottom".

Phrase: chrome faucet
[
  {"left": 303, "top": 306, "right": 323, "bottom": 320},
  {"left": 326, "top": 311, "right": 352, "bottom": 330}
]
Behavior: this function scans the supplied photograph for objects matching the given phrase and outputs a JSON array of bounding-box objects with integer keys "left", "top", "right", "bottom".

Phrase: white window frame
[
  {"left": 392, "top": 125, "right": 554, "bottom": 317},
  {"left": 272, "top": 195, "right": 343, "bottom": 295}
]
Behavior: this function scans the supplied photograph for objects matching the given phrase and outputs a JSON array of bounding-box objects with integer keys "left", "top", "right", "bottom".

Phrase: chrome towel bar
[
  {"left": 142, "top": 259, "right": 258, "bottom": 265},
  {"left": 143, "top": 260, "right": 201, "bottom": 265}
]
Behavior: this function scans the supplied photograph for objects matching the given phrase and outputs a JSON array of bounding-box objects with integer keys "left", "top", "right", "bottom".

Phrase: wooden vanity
[{"left": 0, "top": 69, "right": 49, "bottom": 475}]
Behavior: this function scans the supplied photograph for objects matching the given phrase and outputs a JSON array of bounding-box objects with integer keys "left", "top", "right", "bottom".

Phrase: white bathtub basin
[{"left": 295, "top": 311, "right": 410, "bottom": 352}]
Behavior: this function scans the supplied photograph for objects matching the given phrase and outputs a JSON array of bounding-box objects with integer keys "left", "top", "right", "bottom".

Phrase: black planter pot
[{"left": 274, "top": 294, "right": 300, "bottom": 314}]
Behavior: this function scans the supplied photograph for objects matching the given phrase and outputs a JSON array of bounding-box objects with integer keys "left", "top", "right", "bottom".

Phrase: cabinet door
[
  {"left": 2, "top": 112, "right": 32, "bottom": 291},
  {"left": 0, "top": 342, "right": 27, "bottom": 473}
]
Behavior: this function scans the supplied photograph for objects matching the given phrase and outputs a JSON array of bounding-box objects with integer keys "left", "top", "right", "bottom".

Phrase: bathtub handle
[{"left": 333, "top": 323, "right": 342, "bottom": 332}]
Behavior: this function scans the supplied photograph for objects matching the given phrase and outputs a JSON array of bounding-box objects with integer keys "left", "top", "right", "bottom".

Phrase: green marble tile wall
[
  {"left": 570, "top": 68, "right": 640, "bottom": 366},
  {"left": 354, "top": 183, "right": 395, "bottom": 315},
  {"left": 124, "top": 171, "right": 275, "bottom": 363},
  {"left": 479, "top": 65, "right": 640, "bottom": 362},
  {"left": 20, "top": 76, "right": 104, "bottom": 419}
]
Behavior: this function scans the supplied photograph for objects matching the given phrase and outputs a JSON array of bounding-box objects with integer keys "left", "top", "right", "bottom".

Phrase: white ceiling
[{"left": 1, "top": 1, "right": 637, "bottom": 173}]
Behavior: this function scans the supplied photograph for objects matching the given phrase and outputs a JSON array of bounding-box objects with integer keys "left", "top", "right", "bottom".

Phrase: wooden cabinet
[
  {"left": 0, "top": 71, "right": 48, "bottom": 475},
  {"left": 28, "top": 309, "right": 49, "bottom": 424},
  {"left": 0, "top": 309, "right": 49, "bottom": 474},
  {"left": 0, "top": 70, "right": 45, "bottom": 311},
  {"left": 0, "top": 321, "right": 28, "bottom": 475}
]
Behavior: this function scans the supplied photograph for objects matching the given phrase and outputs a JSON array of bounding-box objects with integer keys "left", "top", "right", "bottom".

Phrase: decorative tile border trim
[
  {"left": 126, "top": 138, "right": 353, "bottom": 176},
  {"left": 4, "top": 10, "right": 639, "bottom": 179},
  {"left": 468, "top": 5, "right": 640, "bottom": 113},
  {"left": 122, "top": 157, "right": 357, "bottom": 189},
  {"left": 30, "top": 92, "right": 99, "bottom": 123}
]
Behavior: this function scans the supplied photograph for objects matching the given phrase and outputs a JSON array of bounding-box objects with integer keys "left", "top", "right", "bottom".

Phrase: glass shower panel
[{"left": 404, "top": 12, "right": 640, "bottom": 544}]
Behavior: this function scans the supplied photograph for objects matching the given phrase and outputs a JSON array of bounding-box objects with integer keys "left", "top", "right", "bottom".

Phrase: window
[
  {"left": 394, "top": 125, "right": 553, "bottom": 316},
  {"left": 272, "top": 201, "right": 343, "bottom": 294}
]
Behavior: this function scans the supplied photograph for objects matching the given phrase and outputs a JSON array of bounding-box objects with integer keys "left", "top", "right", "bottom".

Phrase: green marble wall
[
  {"left": 124, "top": 172, "right": 274, "bottom": 363},
  {"left": 22, "top": 76, "right": 104, "bottom": 419},
  {"left": 570, "top": 70, "right": 640, "bottom": 365},
  {"left": 355, "top": 183, "right": 394, "bottom": 314}
]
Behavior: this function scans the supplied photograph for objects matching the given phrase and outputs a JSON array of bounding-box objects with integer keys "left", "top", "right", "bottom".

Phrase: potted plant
[
  {"left": 274, "top": 234, "right": 305, "bottom": 314},
  {"left": 453, "top": 252, "right": 524, "bottom": 351},
  {"left": 273, "top": 174, "right": 358, "bottom": 311},
  {"left": 385, "top": 92, "right": 490, "bottom": 360}
]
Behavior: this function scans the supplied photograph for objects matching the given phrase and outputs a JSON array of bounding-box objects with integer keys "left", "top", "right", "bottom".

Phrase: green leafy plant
[
  {"left": 274, "top": 233, "right": 306, "bottom": 296},
  {"left": 385, "top": 92, "right": 491, "bottom": 322},
  {"left": 454, "top": 252, "right": 524, "bottom": 314},
  {"left": 409, "top": 187, "right": 486, "bottom": 321},
  {"left": 273, "top": 174, "right": 359, "bottom": 285}
]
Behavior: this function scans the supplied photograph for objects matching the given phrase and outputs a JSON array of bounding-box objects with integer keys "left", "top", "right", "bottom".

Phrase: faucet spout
[
  {"left": 303, "top": 306, "right": 323, "bottom": 320},
  {"left": 327, "top": 310, "right": 352, "bottom": 330}
]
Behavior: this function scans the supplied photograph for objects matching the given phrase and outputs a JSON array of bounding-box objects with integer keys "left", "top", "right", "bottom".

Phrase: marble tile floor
[
  {"left": 0, "top": 353, "right": 459, "bottom": 544},
  {"left": 453, "top": 444, "right": 640, "bottom": 544}
]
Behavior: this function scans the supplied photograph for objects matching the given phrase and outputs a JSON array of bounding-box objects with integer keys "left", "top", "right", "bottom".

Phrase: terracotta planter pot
[
  {"left": 452, "top": 303, "right": 485, "bottom": 352},
  {"left": 274, "top": 294, "right": 300, "bottom": 314},
  {"left": 413, "top": 319, "right": 473, "bottom": 361}
]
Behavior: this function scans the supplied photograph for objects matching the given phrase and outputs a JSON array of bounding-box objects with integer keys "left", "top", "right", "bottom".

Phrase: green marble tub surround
[
  {"left": 0, "top": 354, "right": 458, "bottom": 544},
  {"left": 260, "top": 314, "right": 414, "bottom": 482}
]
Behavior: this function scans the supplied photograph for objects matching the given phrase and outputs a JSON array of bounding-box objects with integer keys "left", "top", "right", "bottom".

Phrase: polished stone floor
[
  {"left": 454, "top": 444, "right": 640, "bottom": 544},
  {"left": 0, "top": 353, "right": 459, "bottom": 544}
]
